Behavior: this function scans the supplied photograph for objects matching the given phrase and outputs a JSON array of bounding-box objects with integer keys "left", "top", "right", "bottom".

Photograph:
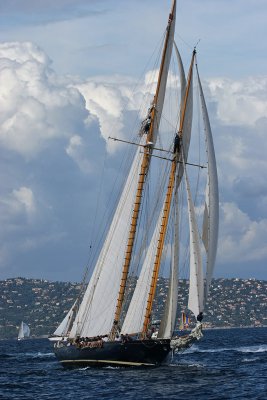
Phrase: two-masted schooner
[{"left": 53, "top": 0, "right": 219, "bottom": 367}]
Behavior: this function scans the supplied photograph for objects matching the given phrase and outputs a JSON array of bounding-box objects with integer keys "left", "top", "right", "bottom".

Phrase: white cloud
[
  {"left": 75, "top": 79, "right": 129, "bottom": 153},
  {"left": 208, "top": 76, "right": 267, "bottom": 126},
  {"left": 12, "top": 186, "right": 36, "bottom": 215},
  {"left": 0, "top": 186, "right": 36, "bottom": 220},
  {"left": 0, "top": 41, "right": 88, "bottom": 158},
  {"left": 218, "top": 202, "right": 267, "bottom": 263},
  {"left": 66, "top": 134, "right": 92, "bottom": 174}
]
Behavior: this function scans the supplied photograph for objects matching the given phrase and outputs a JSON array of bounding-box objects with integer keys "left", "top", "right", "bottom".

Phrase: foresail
[
  {"left": 184, "top": 158, "right": 204, "bottom": 319},
  {"left": 69, "top": 143, "right": 145, "bottom": 338},
  {"left": 54, "top": 300, "right": 77, "bottom": 336},
  {"left": 121, "top": 209, "right": 164, "bottom": 335},
  {"left": 153, "top": 0, "right": 176, "bottom": 144},
  {"left": 158, "top": 194, "right": 179, "bottom": 339},
  {"left": 196, "top": 67, "right": 219, "bottom": 304}
]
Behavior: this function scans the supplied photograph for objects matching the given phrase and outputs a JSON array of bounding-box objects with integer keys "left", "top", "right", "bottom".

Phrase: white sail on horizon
[{"left": 18, "top": 321, "right": 30, "bottom": 340}]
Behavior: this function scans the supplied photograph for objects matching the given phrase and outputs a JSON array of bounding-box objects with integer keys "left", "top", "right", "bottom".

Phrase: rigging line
[
  {"left": 109, "top": 136, "right": 173, "bottom": 155},
  {"left": 141, "top": 151, "right": 206, "bottom": 169},
  {"left": 176, "top": 34, "right": 194, "bottom": 51}
]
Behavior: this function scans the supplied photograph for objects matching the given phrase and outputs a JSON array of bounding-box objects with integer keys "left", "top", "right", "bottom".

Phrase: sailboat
[
  {"left": 53, "top": 0, "right": 219, "bottom": 367},
  {"left": 18, "top": 321, "right": 30, "bottom": 341}
]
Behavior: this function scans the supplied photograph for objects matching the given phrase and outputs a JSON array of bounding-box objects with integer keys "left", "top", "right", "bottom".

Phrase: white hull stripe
[{"left": 60, "top": 359, "right": 155, "bottom": 367}]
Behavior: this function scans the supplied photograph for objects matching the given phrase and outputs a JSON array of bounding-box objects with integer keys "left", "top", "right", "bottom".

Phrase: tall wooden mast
[
  {"left": 142, "top": 49, "right": 196, "bottom": 335},
  {"left": 111, "top": 0, "right": 177, "bottom": 331}
]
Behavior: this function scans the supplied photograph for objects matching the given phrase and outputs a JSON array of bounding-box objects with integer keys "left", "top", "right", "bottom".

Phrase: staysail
[
  {"left": 157, "top": 193, "right": 179, "bottom": 339},
  {"left": 183, "top": 155, "right": 204, "bottom": 319},
  {"left": 196, "top": 66, "right": 219, "bottom": 304},
  {"left": 121, "top": 207, "right": 165, "bottom": 335}
]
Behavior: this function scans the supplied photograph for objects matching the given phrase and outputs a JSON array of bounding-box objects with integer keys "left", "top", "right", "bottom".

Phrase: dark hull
[{"left": 54, "top": 339, "right": 171, "bottom": 367}]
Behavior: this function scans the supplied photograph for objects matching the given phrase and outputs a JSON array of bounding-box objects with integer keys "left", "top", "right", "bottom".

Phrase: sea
[{"left": 0, "top": 327, "right": 266, "bottom": 400}]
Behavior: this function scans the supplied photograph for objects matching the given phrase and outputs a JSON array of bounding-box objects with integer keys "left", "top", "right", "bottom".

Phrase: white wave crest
[{"left": 183, "top": 344, "right": 267, "bottom": 354}]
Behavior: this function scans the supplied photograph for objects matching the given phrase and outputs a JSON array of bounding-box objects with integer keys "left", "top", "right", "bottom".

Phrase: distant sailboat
[
  {"left": 53, "top": 0, "right": 219, "bottom": 367},
  {"left": 18, "top": 321, "right": 30, "bottom": 341}
]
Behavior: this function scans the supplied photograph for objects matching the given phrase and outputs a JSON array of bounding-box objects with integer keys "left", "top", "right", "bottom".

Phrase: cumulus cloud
[
  {"left": 0, "top": 41, "right": 88, "bottom": 158},
  {"left": 218, "top": 202, "right": 267, "bottom": 263},
  {"left": 66, "top": 135, "right": 92, "bottom": 174},
  {"left": 1, "top": 38, "right": 267, "bottom": 280},
  {"left": 208, "top": 76, "right": 267, "bottom": 126},
  {"left": 0, "top": 186, "right": 36, "bottom": 220}
]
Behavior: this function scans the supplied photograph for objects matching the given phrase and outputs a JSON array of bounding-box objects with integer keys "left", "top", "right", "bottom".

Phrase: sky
[{"left": 0, "top": 0, "right": 267, "bottom": 282}]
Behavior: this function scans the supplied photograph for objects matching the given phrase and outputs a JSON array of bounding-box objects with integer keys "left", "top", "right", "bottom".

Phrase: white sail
[
  {"left": 175, "top": 44, "right": 193, "bottom": 186},
  {"left": 53, "top": 299, "right": 78, "bottom": 337},
  {"left": 18, "top": 321, "right": 30, "bottom": 340},
  {"left": 153, "top": 0, "right": 176, "bottom": 144},
  {"left": 158, "top": 194, "right": 179, "bottom": 339},
  {"left": 196, "top": 67, "right": 219, "bottom": 303},
  {"left": 121, "top": 208, "right": 164, "bottom": 335},
  {"left": 70, "top": 144, "right": 145, "bottom": 338},
  {"left": 184, "top": 159, "right": 204, "bottom": 319},
  {"left": 174, "top": 41, "right": 186, "bottom": 105}
]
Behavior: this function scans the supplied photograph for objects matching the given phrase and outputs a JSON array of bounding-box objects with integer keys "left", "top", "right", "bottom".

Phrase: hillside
[{"left": 0, "top": 277, "right": 266, "bottom": 338}]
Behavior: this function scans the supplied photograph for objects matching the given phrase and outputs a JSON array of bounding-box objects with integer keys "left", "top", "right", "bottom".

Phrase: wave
[
  {"left": 241, "top": 357, "right": 260, "bottom": 363},
  {"left": 184, "top": 344, "right": 267, "bottom": 354},
  {"left": 237, "top": 345, "right": 267, "bottom": 353},
  {"left": 21, "top": 351, "right": 55, "bottom": 358}
]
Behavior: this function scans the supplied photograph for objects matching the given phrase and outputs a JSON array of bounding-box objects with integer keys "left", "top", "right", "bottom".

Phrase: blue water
[{"left": 0, "top": 328, "right": 266, "bottom": 399}]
